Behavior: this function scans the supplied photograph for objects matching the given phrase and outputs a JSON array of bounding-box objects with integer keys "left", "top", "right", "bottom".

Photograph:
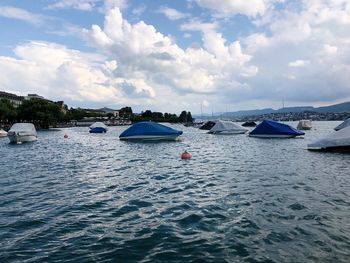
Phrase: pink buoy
[
  {"left": 64, "top": 133, "right": 68, "bottom": 139},
  {"left": 181, "top": 150, "right": 192, "bottom": 160}
]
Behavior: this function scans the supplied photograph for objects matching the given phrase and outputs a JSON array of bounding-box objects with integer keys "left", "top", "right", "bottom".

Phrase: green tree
[
  {"left": 179, "top": 111, "right": 187, "bottom": 122},
  {"left": 187, "top": 111, "right": 193, "bottom": 123},
  {"left": 0, "top": 99, "right": 17, "bottom": 123},
  {"left": 17, "top": 98, "right": 63, "bottom": 129},
  {"left": 142, "top": 110, "right": 152, "bottom": 118},
  {"left": 119, "top": 107, "right": 133, "bottom": 119}
]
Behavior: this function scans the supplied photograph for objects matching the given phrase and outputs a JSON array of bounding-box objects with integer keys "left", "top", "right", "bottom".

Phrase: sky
[{"left": 0, "top": 0, "right": 350, "bottom": 114}]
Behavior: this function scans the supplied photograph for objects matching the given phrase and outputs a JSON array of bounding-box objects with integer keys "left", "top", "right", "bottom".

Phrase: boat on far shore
[{"left": 7, "top": 123, "right": 37, "bottom": 144}]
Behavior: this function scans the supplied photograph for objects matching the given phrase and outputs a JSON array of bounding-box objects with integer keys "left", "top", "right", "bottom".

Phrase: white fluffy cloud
[
  {"left": 240, "top": 0, "right": 350, "bottom": 103},
  {"left": 0, "top": 41, "right": 155, "bottom": 108},
  {"left": 0, "top": 6, "right": 45, "bottom": 25},
  {"left": 158, "top": 6, "right": 190, "bottom": 20},
  {"left": 83, "top": 7, "right": 257, "bottom": 97}
]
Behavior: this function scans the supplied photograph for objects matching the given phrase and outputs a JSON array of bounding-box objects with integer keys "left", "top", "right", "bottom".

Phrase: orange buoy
[
  {"left": 64, "top": 133, "right": 68, "bottom": 139},
  {"left": 181, "top": 150, "right": 192, "bottom": 160}
]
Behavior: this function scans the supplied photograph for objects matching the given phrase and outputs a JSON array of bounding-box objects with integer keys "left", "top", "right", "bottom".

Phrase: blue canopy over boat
[
  {"left": 249, "top": 120, "right": 305, "bottom": 137},
  {"left": 119, "top": 121, "right": 183, "bottom": 139},
  {"left": 89, "top": 122, "right": 108, "bottom": 133}
]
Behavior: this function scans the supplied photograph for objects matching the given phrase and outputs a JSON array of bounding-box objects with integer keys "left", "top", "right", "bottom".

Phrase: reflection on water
[{"left": 0, "top": 121, "right": 349, "bottom": 262}]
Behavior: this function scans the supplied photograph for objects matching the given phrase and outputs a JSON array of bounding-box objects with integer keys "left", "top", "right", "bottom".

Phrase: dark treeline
[
  {"left": 0, "top": 98, "right": 194, "bottom": 129},
  {"left": 131, "top": 110, "right": 193, "bottom": 123}
]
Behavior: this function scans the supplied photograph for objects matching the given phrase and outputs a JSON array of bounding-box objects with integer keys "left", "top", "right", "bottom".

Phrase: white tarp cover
[
  {"left": 334, "top": 118, "right": 350, "bottom": 131},
  {"left": 9, "top": 123, "right": 37, "bottom": 135},
  {"left": 90, "top": 122, "right": 108, "bottom": 129},
  {"left": 209, "top": 120, "right": 248, "bottom": 133},
  {"left": 297, "top": 120, "right": 312, "bottom": 129},
  {"left": 308, "top": 125, "right": 350, "bottom": 149}
]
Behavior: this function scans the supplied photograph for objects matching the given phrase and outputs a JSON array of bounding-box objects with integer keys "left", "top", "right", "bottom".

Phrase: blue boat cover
[
  {"left": 89, "top": 127, "right": 107, "bottom": 133},
  {"left": 250, "top": 120, "right": 305, "bottom": 136},
  {"left": 119, "top": 122, "right": 183, "bottom": 138}
]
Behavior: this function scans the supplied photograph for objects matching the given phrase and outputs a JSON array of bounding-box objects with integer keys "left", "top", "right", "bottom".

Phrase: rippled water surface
[{"left": 1, "top": 121, "right": 349, "bottom": 262}]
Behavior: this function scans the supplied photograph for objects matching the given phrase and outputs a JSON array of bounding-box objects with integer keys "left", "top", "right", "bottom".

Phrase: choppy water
[{"left": 0, "top": 121, "right": 349, "bottom": 263}]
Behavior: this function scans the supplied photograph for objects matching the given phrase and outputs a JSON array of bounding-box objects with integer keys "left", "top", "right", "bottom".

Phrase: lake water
[{"left": 0, "top": 121, "right": 349, "bottom": 262}]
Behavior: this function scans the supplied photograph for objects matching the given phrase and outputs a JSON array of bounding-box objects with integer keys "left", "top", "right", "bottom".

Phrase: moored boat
[
  {"left": 0, "top": 129, "right": 7, "bottom": 138},
  {"left": 308, "top": 125, "right": 350, "bottom": 151},
  {"left": 199, "top": 121, "right": 216, "bottom": 130},
  {"left": 208, "top": 120, "right": 248, "bottom": 134},
  {"left": 297, "top": 119, "right": 312, "bottom": 130},
  {"left": 334, "top": 118, "right": 350, "bottom": 131},
  {"left": 7, "top": 123, "right": 37, "bottom": 143},
  {"left": 249, "top": 119, "right": 305, "bottom": 138},
  {"left": 242, "top": 121, "right": 257, "bottom": 127},
  {"left": 89, "top": 122, "right": 108, "bottom": 133},
  {"left": 119, "top": 121, "right": 183, "bottom": 141}
]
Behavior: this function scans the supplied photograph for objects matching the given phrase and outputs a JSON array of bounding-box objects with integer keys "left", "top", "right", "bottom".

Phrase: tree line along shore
[{"left": 0, "top": 98, "right": 194, "bottom": 130}]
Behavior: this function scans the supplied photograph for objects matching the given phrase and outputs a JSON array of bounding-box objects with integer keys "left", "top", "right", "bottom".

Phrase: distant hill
[
  {"left": 194, "top": 101, "right": 350, "bottom": 118},
  {"left": 315, "top": 102, "right": 350, "bottom": 113}
]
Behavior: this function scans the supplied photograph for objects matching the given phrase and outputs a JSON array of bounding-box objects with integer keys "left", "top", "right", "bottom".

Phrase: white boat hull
[
  {"left": 120, "top": 135, "right": 180, "bottom": 141},
  {"left": 249, "top": 134, "right": 297, "bottom": 138},
  {"left": 8, "top": 133, "right": 37, "bottom": 144}
]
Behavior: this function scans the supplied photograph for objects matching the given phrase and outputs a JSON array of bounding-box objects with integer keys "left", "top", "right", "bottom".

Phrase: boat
[
  {"left": 334, "top": 118, "right": 350, "bottom": 131},
  {"left": 7, "top": 123, "right": 37, "bottom": 143},
  {"left": 297, "top": 119, "right": 312, "bottom": 130},
  {"left": 119, "top": 121, "right": 183, "bottom": 141},
  {"left": 308, "top": 126, "right": 350, "bottom": 151},
  {"left": 199, "top": 121, "right": 216, "bottom": 130},
  {"left": 0, "top": 129, "right": 7, "bottom": 138},
  {"left": 89, "top": 122, "right": 108, "bottom": 133},
  {"left": 249, "top": 119, "right": 305, "bottom": 138},
  {"left": 193, "top": 122, "right": 204, "bottom": 128},
  {"left": 208, "top": 120, "right": 248, "bottom": 134},
  {"left": 242, "top": 121, "right": 257, "bottom": 127}
]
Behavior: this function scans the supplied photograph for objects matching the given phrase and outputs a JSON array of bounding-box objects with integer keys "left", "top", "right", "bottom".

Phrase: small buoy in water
[
  {"left": 181, "top": 150, "right": 192, "bottom": 160},
  {"left": 64, "top": 133, "right": 68, "bottom": 139}
]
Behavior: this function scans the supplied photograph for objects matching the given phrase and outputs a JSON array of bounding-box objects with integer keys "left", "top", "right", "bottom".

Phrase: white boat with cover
[
  {"left": 7, "top": 123, "right": 37, "bottom": 144},
  {"left": 297, "top": 119, "right": 312, "bottom": 130},
  {"left": 208, "top": 120, "right": 248, "bottom": 134},
  {"left": 0, "top": 129, "right": 7, "bottom": 138},
  {"left": 308, "top": 125, "right": 350, "bottom": 151}
]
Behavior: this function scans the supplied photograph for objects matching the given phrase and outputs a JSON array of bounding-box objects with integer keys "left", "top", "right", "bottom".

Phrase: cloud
[
  {"left": 83, "top": 6, "right": 257, "bottom": 97},
  {"left": 47, "top": 0, "right": 99, "bottom": 11},
  {"left": 0, "top": 6, "right": 45, "bottom": 25},
  {"left": 192, "top": 0, "right": 283, "bottom": 18},
  {"left": 239, "top": 0, "right": 350, "bottom": 104},
  {"left": 158, "top": 6, "right": 190, "bottom": 21},
  {"left": 0, "top": 41, "right": 156, "bottom": 108},
  {"left": 47, "top": 0, "right": 128, "bottom": 11},
  {"left": 288, "top": 60, "right": 310, "bottom": 67}
]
